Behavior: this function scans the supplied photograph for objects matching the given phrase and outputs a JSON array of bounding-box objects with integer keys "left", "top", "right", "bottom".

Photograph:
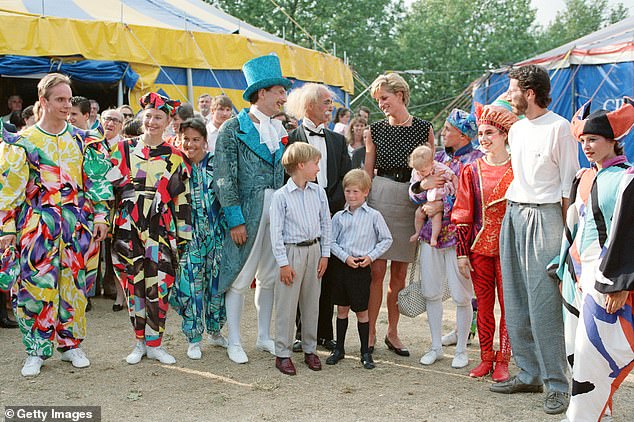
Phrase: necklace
[
  {"left": 483, "top": 154, "right": 511, "bottom": 166},
  {"left": 391, "top": 114, "right": 412, "bottom": 127}
]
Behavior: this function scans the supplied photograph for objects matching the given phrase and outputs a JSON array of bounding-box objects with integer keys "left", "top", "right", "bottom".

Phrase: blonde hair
[
  {"left": 343, "top": 169, "right": 372, "bottom": 192},
  {"left": 285, "top": 83, "right": 334, "bottom": 120},
  {"left": 370, "top": 73, "right": 410, "bottom": 107},
  {"left": 282, "top": 142, "right": 322, "bottom": 174},
  {"left": 38, "top": 73, "right": 71, "bottom": 99},
  {"left": 408, "top": 145, "right": 434, "bottom": 170},
  {"left": 345, "top": 116, "right": 367, "bottom": 145}
]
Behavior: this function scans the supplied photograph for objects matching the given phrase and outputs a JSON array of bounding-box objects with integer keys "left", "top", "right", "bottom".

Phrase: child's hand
[
  {"left": 345, "top": 256, "right": 359, "bottom": 268},
  {"left": 317, "top": 257, "right": 329, "bottom": 278},
  {"left": 280, "top": 265, "right": 296, "bottom": 286},
  {"left": 356, "top": 256, "right": 372, "bottom": 268}
]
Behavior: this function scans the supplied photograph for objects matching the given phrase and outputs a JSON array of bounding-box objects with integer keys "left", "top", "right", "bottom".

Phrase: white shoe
[
  {"left": 187, "top": 342, "right": 202, "bottom": 360},
  {"left": 227, "top": 345, "right": 248, "bottom": 364},
  {"left": 21, "top": 356, "right": 44, "bottom": 377},
  {"left": 126, "top": 342, "right": 146, "bottom": 365},
  {"left": 420, "top": 348, "right": 444, "bottom": 365},
  {"left": 255, "top": 338, "right": 275, "bottom": 355},
  {"left": 208, "top": 334, "right": 228, "bottom": 348},
  {"left": 451, "top": 351, "right": 469, "bottom": 368},
  {"left": 441, "top": 331, "right": 457, "bottom": 346},
  {"left": 147, "top": 346, "right": 176, "bottom": 365},
  {"left": 60, "top": 348, "right": 90, "bottom": 368}
]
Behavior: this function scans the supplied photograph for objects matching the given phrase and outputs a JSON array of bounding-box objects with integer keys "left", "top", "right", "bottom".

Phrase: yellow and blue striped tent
[{"left": 0, "top": 0, "right": 354, "bottom": 109}]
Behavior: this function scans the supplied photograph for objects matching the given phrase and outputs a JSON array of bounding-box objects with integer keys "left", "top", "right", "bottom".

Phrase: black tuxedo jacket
[{"left": 288, "top": 126, "right": 351, "bottom": 214}]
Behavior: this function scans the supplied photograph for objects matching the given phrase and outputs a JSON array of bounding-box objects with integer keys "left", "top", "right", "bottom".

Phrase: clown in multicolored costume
[
  {"left": 0, "top": 73, "right": 113, "bottom": 377},
  {"left": 169, "top": 117, "right": 227, "bottom": 360},
  {"left": 557, "top": 98, "right": 634, "bottom": 422},
  {"left": 107, "top": 92, "right": 192, "bottom": 365}
]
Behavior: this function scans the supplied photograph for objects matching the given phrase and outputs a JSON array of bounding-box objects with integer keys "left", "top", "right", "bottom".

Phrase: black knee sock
[
  {"left": 358, "top": 321, "right": 370, "bottom": 354},
  {"left": 0, "top": 293, "right": 7, "bottom": 319},
  {"left": 336, "top": 317, "right": 348, "bottom": 352}
]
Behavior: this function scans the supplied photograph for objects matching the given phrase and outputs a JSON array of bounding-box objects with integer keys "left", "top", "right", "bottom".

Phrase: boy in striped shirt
[
  {"left": 326, "top": 169, "right": 392, "bottom": 369},
  {"left": 270, "top": 143, "right": 331, "bottom": 375}
]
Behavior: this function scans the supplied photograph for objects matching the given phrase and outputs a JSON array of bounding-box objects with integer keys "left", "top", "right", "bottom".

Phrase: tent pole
[
  {"left": 118, "top": 80, "right": 124, "bottom": 107},
  {"left": 570, "top": 64, "right": 577, "bottom": 115},
  {"left": 186, "top": 68, "right": 194, "bottom": 104}
]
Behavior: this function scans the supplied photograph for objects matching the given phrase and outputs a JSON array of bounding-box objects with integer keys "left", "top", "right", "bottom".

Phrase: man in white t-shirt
[
  {"left": 206, "top": 94, "right": 233, "bottom": 153},
  {"left": 489, "top": 65, "right": 579, "bottom": 416},
  {"left": 197, "top": 94, "right": 212, "bottom": 124}
]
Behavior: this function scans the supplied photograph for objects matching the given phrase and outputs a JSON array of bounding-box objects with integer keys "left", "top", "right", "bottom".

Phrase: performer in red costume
[{"left": 451, "top": 104, "right": 518, "bottom": 381}]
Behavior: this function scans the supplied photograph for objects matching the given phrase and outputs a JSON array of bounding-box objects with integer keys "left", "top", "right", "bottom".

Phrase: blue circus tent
[{"left": 472, "top": 17, "right": 634, "bottom": 165}]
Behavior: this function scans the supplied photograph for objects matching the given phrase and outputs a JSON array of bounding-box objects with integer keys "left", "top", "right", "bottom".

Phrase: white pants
[
  {"left": 419, "top": 243, "right": 472, "bottom": 305},
  {"left": 230, "top": 189, "right": 279, "bottom": 294}
]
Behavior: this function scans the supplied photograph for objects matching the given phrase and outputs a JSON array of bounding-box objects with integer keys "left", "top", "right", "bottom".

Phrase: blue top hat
[{"left": 242, "top": 54, "right": 292, "bottom": 102}]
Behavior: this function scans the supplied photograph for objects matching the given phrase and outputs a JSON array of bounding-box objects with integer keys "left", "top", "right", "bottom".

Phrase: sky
[
  {"left": 531, "top": 0, "right": 634, "bottom": 25},
  {"left": 404, "top": 0, "right": 634, "bottom": 26}
]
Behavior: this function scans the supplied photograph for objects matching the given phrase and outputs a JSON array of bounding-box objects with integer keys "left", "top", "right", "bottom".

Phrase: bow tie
[{"left": 305, "top": 127, "right": 325, "bottom": 138}]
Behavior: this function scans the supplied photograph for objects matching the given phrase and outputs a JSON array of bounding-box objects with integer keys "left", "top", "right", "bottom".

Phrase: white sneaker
[
  {"left": 227, "top": 344, "right": 248, "bottom": 364},
  {"left": 420, "top": 348, "right": 444, "bottom": 365},
  {"left": 208, "top": 334, "right": 228, "bottom": 348},
  {"left": 21, "top": 356, "right": 44, "bottom": 377},
  {"left": 126, "top": 342, "right": 146, "bottom": 365},
  {"left": 147, "top": 346, "right": 176, "bottom": 365},
  {"left": 255, "top": 338, "right": 275, "bottom": 355},
  {"left": 187, "top": 342, "right": 202, "bottom": 360},
  {"left": 60, "top": 348, "right": 90, "bottom": 368},
  {"left": 441, "top": 331, "right": 457, "bottom": 346},
  {"left": 451, "top": 351, "right": 469, "bottom": 369}
]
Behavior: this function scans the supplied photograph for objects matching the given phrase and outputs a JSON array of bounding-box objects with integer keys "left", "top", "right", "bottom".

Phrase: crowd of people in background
[{"left": 1, "top": 55, "right": 633, "bottom": 422}]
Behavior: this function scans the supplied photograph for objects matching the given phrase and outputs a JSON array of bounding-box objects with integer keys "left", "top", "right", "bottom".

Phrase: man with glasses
[{"left": 117, "top": 105, "right": 135, "bottom": 121}]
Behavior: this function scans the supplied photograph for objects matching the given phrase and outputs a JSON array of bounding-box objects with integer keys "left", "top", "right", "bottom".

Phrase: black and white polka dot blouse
[{"left": 370, "top": 117, "right": 432, "bottom": 171}]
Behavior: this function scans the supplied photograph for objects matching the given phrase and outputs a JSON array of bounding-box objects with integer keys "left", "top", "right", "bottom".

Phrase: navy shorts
[{"left": 330, "top": 256, "right": 371, "bottom": 312}]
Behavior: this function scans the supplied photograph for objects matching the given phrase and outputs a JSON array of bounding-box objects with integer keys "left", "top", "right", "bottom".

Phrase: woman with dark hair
[
  {"left": 364, "top": 73, "right": 434, "bottom": 355},
  {"left": 107, "top": 92, "right": 192, "bottom": 365},
  {"left": 170, "top": 118, "right": 227, "bottom": 359},
  {"left": 451, "top": 105, "right": 518, "bottom": 380},
  {"left": 167, "top": 103, "right": 195, "bottom": 147},
  {"left": 333, "top": 107, "right": 351, "bottom": 135},
  {"left": 557, "top": 99, "right": 634, "bottom": 422}
]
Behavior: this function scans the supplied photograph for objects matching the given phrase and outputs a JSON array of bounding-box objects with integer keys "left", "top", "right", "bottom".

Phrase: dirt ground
[{"left": 1, "top": 285, "right": 632, "bottom": 422}]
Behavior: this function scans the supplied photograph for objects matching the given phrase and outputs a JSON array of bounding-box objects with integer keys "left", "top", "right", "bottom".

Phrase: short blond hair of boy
[
  {"left": 343, "top": 169, "right": 372, "bottom": 192},
  {"left": 282, "top": 142, "right": 322, "bottom": 174},
  {"left": 408, "top": 144, "right": 434, "bottom": 170}
]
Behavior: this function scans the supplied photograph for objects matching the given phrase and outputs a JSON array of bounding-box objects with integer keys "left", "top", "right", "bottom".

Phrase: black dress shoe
[
  {"left": 361, "top": 352, "right": 375, "bottom": 369},
  {"left": 384, "top": 336, "right": 410, "bottom": 357},
  {"left": 0, "top": 317, "right": 18, "bottom": 328},
  {"left": 112, "top": 303, "right": 124, "bottom": 312},
  {"left": 85, "top": 298, "right": 93, "bottom": 312},
  {"left": 326, "top": 349, "right": 345, "bottom": 365},
  {"left": 318, "top": 338, "right": 336, "bottom": 351}
]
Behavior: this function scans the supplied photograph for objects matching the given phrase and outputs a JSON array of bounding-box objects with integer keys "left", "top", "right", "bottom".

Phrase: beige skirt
[{"left": 368, "top": 175, "right": 418, "bottom": 263}]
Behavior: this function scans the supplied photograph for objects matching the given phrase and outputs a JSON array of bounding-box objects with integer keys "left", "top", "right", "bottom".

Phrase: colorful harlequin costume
[
  {"left": 451, "top": 105, "right": 518, "bottom": 380},
  {"left": 557, "top": 98, "right": 634, "bottom": 422},
  {"left": 107, "top": 92, "right": 192, "bottom": 348},
  {"left": 170, "top": 152, "right": 227, "bottom": 343},
  {"left": 0, "top": 121, "right": 112, "bottom": 358}
]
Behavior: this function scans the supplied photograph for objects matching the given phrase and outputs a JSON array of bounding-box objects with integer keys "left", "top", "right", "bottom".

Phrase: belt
[
  {"left": 286, "top": 238, "right": 320, "bottom": 247},
  {"left": 507, "top": 200, "right": 560, "bottom": 208},
  {"left": 377, "top": 168, "right": 411, "bottom": 183}
]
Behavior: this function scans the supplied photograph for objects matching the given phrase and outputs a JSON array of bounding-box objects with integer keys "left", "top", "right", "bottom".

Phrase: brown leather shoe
[
  {"left": 304, "top": 353, "right": 322, "bottom": 371},
  {"left": 275, "top": 357, "right": 296, "bottom": 376}
]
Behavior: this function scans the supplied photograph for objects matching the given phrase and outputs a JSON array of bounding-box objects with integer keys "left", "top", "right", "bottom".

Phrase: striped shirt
[
  {"left": 330, "top": 202, "right": 392, "bottom": 262},
  {"left": 270, "top": 178, "right": 331, "bottom": 267}
]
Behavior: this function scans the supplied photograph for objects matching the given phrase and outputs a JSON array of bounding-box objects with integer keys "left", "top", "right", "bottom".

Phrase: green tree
[
  {"left": 394, "top": 0, "right": 538, "bottom": 123},
  {"left": 209, "top": 0, "right": 403, "bottom": 111},
  {"left": 538, "top": 0, "right": 629, "bottom": 52}
]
